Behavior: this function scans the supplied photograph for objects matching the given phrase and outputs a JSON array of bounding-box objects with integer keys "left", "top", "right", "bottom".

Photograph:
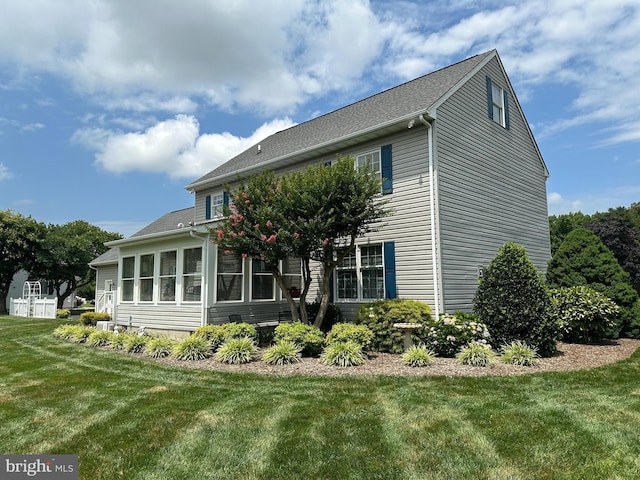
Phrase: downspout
[
  {"left": 419, "top": 114, "right": 441, "bottom": 319},
  {"left": 190, "top": 229, "right": 209, "bottom": 326}
]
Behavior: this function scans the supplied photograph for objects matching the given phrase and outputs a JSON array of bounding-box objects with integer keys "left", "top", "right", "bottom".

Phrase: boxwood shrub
[
  {"left": 353, "top": 299, "right": 432, "bottom": 353},
  {"left": 325, "top": 323, "right": 374, "bottom": 351},
  {"left": 79, "top": 312, "right": 112, "bottom": 326},
  {"left": 273, "top": 322, "right": 324, "bottom": 356}
]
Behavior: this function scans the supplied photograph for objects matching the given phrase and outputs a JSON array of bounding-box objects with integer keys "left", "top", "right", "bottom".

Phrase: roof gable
[{"left": 186, "top": 50, "right": 496, "bottom": 191}]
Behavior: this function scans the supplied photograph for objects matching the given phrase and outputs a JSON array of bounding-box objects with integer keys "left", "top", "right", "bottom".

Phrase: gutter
[{"left": 419, "top": 114, "right": 441, "bottom": 319}]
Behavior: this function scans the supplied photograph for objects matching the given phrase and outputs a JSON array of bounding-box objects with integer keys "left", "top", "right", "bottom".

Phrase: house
[{"left": 92, "top": 49, "right": 550, "bottom": 335}]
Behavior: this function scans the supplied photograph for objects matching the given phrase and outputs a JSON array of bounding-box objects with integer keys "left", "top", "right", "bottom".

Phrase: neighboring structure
[
  {"left": 92, "top": 49, "right": 551, "bottom": 334},
  {"left": 6, "top": 270, "right": 74, "bottom": 312}
]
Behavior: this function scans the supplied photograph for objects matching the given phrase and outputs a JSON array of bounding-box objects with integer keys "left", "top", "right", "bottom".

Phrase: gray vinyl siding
[
  {"left": 95, "top": 263, "right": 117, "bottom": 314},
  {"left": 435, "top": 57, "right": 551, "bottom": 313},
  {"left": 115, "top": 304, "right": 202, "bottom": 331}
]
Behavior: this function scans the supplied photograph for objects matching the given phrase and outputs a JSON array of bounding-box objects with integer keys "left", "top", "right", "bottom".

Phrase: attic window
[{"left": 486, "top": 77, "right": 510, "bottom": 129}]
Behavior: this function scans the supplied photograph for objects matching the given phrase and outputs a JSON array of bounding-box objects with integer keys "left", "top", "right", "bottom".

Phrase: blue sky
[{"left": 0, "top": 0, "right": 638, "bottom": 238}]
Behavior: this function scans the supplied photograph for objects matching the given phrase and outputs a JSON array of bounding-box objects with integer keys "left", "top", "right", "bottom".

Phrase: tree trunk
[
  {"left": 0, "top": 290, "right": 8, "bottom": 315},
  {"left": 272, "top": 270, "right": 300, "bottom": 322},
  {"left": 313, "top": 271, "right": 332, "bottom": 330}
]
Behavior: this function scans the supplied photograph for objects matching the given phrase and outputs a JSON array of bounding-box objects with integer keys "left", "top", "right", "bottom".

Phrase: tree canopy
[
  {"left": 214, "top": 157, "right": 392, "bottom": 328},
  {"left": 30, "top": 220, "right": 122, "bottom": 308},
  {"left": 0, "top": 210, "right": 45, "bottom": 314},
  {"left": 546, "top": 228, "right": 640, "bottom": 338}
]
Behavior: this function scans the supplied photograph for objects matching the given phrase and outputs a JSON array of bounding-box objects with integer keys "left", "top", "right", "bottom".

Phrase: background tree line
[{"left": 0, "top": 210, "right": 121, "bottom": 314}]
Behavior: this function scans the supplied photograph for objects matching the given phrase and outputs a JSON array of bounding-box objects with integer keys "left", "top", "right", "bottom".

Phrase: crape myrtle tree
[
  {"left": 213, "top": 157, "right": 392, "bottom": 329},
  {"left": 0, "top": 210, "right": 45, "bottom": 315},
  {"left": 30, "top": 220, "right": 122, "bottom": 308}
]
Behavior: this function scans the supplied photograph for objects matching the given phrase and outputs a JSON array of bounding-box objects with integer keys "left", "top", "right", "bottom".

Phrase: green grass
[{"left": 2, "top": 316, "right": 640, "bottom": 479}]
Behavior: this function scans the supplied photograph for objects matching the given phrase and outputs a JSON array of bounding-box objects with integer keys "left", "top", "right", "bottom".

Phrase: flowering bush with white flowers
[{"left": 417, "top": 312, "right": 491, "bottom": 357}]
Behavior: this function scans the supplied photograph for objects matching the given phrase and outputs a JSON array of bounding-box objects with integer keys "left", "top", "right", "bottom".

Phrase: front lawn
[{"left": 1, "top": 316, "right": 640, "bottom": 479}]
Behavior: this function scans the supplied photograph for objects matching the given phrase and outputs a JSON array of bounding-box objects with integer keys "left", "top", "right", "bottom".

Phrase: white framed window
[
  {"left": 121, "top": 256, "right": 135, "bottom": 302},
  {"left": 336, "top": 244, "right": 385, "bottom": 301},
  {"left": 216, "top": 251, "right": 243, "bottom": 302},
  {"left": 211, "top": 193, "right": 225, "bottom": 219},
  {"left": 355, "top": 150, "right": 381, "bottom": 179},
  {"left": 281, "top": 257, "right": 302, "bottom": 298},
  {"left": 491, "top": 83, "right": 505, "bottom": 127},
  {"left": 139, "top": 254, "right": 155, "bottom": 302},
  {"left": 251, "top": 259, "right": 274, "bottom": 300},
  {"left": 159, "top": 250, "right": 177, "bottom": 302},
  {"left": 183, "top": 247, "right": 202, "bottom": 302}
]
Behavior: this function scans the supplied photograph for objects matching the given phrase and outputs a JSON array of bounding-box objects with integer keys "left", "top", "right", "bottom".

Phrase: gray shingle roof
[
  {"left": 89, "top": 247, "right": 119, "bottom": 266},
  {"left": 186, "top": 50, "right": 494, "bottom": 190},
  {"left": 130, "top": 207, "right": 195, "bottom": 237}
]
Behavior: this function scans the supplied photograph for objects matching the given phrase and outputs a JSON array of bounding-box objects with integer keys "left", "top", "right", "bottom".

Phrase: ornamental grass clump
[
  {"left": 402, "top": 345, "right": 436, "bottom": 367},
  {"left": 500, "top": 340, "right": 539, "bottom": 366},
  {"left": 456, "top": 341, "right": 495, "bottom": 367},
  {"left": 321, "top": 341, "right": 365, "bottom": 367},
  {"left": 53, "top": 324, "right": 78, "bottom": 341},
  {"left": 215, "top": 337, "right": 257, "bottom": 364},
  {"left": 262, "top": 341, "right": 302, "bottom": 365},
  {"left": 87, "top": 330, "right": 115, "bottom": 347},
  {"left": 68, "top": 325, "right": 95, "bottom": 344},
  {"left": 172, "top": 335, "right": 210, "bottom": 361},
  {"left": 418, "top": 312, "right": 490, "bottom": 357},
  {"left": 145, "top": 337, "right": 177, "bottom": 359},
  {"left": 108, "top": 332, "right": 128, "bottom": 350},
  {"left": 123, "top": 334, "right": 149, "bottom": 354},
  {"left": 273, "top": 322, "right": 324, "bottom": 356}
]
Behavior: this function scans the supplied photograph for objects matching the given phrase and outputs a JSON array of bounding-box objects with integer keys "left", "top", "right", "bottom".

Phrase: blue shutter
[
  {"left": 486, "top": 76, "right": 493, "bottom": 120},
  {"left": 205, "top": 195, "right": 211, "bottom": 220},
  {"left": 383, "top": 241, "right": 397, "bottom": 299},
  {"left": 328, "top": 272, "right": 334, "bottom": 303},
  {"left": 503, "top": 90, "right": 510, "bottom": 129},
  {"left": 381, "top": 144, "right": 393, "bottom": 195},
  {"left": 223, "top": 191, "right": 229, "bottom": 206}
]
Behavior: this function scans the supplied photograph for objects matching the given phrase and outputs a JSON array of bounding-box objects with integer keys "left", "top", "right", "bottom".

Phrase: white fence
[{"left": 9, "top": 297, "right": 57, "bottom": 319}]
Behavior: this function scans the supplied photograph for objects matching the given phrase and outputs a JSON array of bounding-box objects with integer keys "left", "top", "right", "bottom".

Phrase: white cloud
[
  {"left": 0, "top": 162, "right": 12, "bottom": 181},
  {"left": 72, "top": 115, "right": 296, "bottom": 179},
  {"left": 547, "top": 192, "right": 583, "bottom": 215}
]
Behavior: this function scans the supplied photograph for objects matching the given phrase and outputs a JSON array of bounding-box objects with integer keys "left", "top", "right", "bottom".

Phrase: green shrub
[
  {"left": 215, "top": 337, "right": 258, "bottom": 364},
  {"left": 550, "top": 286, "right": 619, "bottom": 343},
  {"left": 417, "top": 312, "right": 490, "bottom": 357},
  {"left": 456, "top": 342, "right": 495, "bottom": 367},
  {"left": 221, "top": 323, "right": 258, "bottom": 344},
  {"left": 69, "top": 325, "right": 95, "bottom": 343},
  {"left": 402, "top": 345, "right": 436, "bottom": 367},
  {"left": 87, "top": 330, "right": 115, "bottom": 347},
  {"left": 306, "top": 301, "right": 344, "bottom": 332},
  {"left": 145, "top": 337, "right": 177, "bottom": 358},
  {"left": 547, "top": 227, "right": 640, "bottom": 338},
  {"left": 474, "top": 241, "right": 559, "bottom": 357},
  {"left": 321, "top": 341, "right": 365, "bottom": 367},
  {"left": 79, "top": 312, "right": 111, "bottom": 326},
  {"left": 123, "top": 334, "right": 148, "bottom": 353},
  {"left": 273, "top": 322, "right": 324, "bottom": 356},
  {"left": 108, "top": 332, "right": 128, "bottom": 350},
  {"left": 56, "top": 309, "right": 70, "bottom": 319},
  {"left": 500, "top": 340, "right": 539, "bottom": 366},
  {"left": 262, "top": 341, "right": 302, "bottom": 365},
  {"left": 172, "top": 336, "right": 210, "bottom": 361},
  {"left": 353, "top": 299, "right": 432, "bottom": 353},
  {"left": 53, "top": 324, "right": 77, "bottom": 341},
  {"left": 325, "top": 323, "right": 374, "bottom": 351},
  {"left": 193, "top": 324, "right": 227, "bottom": 351}
]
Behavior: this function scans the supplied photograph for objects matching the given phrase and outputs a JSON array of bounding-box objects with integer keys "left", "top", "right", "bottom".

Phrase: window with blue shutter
[
  {"left": 381, "top": 144, "right": 393, "bottom": 195},
  {"left": 486, "top": 76, "right": 494, "bottom": 120},
  {"left": 383, "top": 241, "right": 397, "bottom": 299},
  {"left": 486, "top": 76, "right": 509, "bottom": 128},
  {"left": 205, "top": 195, "right": 211, "bottom": 220}
]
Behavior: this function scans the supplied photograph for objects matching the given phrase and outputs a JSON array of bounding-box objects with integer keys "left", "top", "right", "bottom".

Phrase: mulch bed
[{"left": 146, "top": 338, "right": 640, "bottom": 377}]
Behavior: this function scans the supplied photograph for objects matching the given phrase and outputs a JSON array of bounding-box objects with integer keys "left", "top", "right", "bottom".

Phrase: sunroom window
[
  {"left": 139, "top": 254, "right": 154, "bottom": 302},
  {"left": 183, "top": 247, "right": 202, "bottom": 301},
  {"left": 159, "top": 251, "right": 176, "bottom": 301},
  {"left": 217, "top": 251, "right": 243, "bottom": 302}
]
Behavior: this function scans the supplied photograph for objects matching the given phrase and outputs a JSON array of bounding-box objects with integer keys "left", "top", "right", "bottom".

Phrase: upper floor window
[
  {"left": 486, "top": 76, "right": 509, "bottom": 129},
  {"left": 206, "top": 192, "right": 228, "bottom": 220},
  {"left": 335, "top": 242, "right": 396, "bottom": 301},
  {"left": 355, "top": 151, "right": 381, "bottom": 180}
]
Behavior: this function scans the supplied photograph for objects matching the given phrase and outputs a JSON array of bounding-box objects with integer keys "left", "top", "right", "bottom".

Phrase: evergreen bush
[
  {"left": 547, "top": 228, "right": 640, "bottom": 338},
  {"left": 79, "top": 312, "right": 111, "bottom": 326},
  {"left": 273, "top": 322, "right": 324, "bottom": 356},
  {"left": 325, "top": 323, "right": 374, "bottom": 351},
  {"left": 306, "top": 301, "right": 344, "bottom": 332},
  {"left": 353, "top": 299, "right": 432, "bottom": 353},
  {"left": 474, "top": 241, "right": 559, "bottom": 357},
  {"left": 193, "top": 324, "right": 227, "bottom": 351}
]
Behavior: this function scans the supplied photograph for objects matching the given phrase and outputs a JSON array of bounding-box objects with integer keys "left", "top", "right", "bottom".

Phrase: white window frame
[
  {"left": 121, "top": 256, "right": 135, "bottom": 303},
  {"left": 211, "top": 193, "right": 225, "bottom": 219},
  {"left": 251, "top": 258, "right": 275, "bottom": 301},
  {"left": 159, "top": 250, "right": 177, "bottom": 302},
  {"left": 182, "top": 247, "right": 203, "bottom": 302},
  {"left": 138, "top": 253, "right": 155, "bottom": 303},
  {"left": 491, "top": 82, "right": 506, "bottom": 127},
  {"left": 335, "top": 244, "right": 385, "bottom": 302},
  {"left": 216, "top": 251, "right": 244, "bottom": 303}
]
